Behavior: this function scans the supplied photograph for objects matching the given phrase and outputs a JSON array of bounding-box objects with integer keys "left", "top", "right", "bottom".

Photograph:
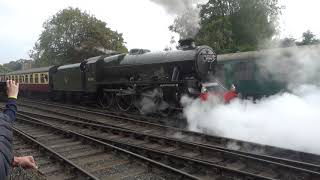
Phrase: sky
[{"left": 0, "top": 0, "right": 319, "bottom": 63}]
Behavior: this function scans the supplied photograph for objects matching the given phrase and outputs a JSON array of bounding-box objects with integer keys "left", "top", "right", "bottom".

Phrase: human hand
[
  {"left": 6, "top": 80, "right": 19, "bottom": 99},
  {"left": 12, "top": 156, "right": 37, "bottom": 169}
]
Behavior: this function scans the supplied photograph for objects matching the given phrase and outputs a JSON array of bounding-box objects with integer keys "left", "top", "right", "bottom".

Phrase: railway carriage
[
  {"left": 214, "top": 45, "right": 320, "bottom": 98},
  {"left": 5, "top": 67, "right": 52, "bottom": 94}
]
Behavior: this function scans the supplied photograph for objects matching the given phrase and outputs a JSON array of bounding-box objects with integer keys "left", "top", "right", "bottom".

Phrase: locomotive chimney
[{"left": 178, "top": 38, "right": 196, "bottom": 50}]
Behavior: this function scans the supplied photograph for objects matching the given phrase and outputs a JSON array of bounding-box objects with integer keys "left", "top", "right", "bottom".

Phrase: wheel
[
  {"left": 116, "top": 94, "right": 133, "bottom": 111},
  {"left": 158, "top": 105, "right": 171, "bottom": 117},
  {"left": 97, "top": 91, "right": 114, "bottom": 109}
]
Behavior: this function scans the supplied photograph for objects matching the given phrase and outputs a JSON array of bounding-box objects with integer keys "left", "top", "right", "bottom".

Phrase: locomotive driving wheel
[
  {"left": 116, "top": 94, "right": 133, "bottom": 111},
  {"left": 98, "top": 91, "right": 114, "bottom": 109},
  {"left": 158, "top": 105, "right": 171, "bottom": 117}
]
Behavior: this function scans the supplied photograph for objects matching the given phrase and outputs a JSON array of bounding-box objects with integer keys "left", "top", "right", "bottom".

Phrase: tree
[
  {"left": 297, "top": 30, "right": 320, "bottom": 45},
  {"left": 192, "top": 0, "right": 282, "bottom": 53},
  {"left": 279, "top": 37, "right": 296, "bottom": 47},
  {"left": 30, "top": 7, "right": 128, "bottom": 66},
  {"left": 3, "top": 61, "right": 21, "bottom": 71},
  {"left": 2, "top": 59, "right": 32, "bottom": 72}
]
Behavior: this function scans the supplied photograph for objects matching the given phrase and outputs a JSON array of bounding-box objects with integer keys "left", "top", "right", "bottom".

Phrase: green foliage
[
  {"left": 194, "top": 0, "right": 281, "bottom": 53},
  {"left": 30, "top": 7, "right": 128, "bottom": 66},
  {"left": 279, "top": 37, "right": 296, "bottom": 47},
  {"left": 0, "top": 59, "right": 33, "bottom": 73},
  {"left": 297, "top": 30, "right": 320, "bottom": 46},
  {"left": 2, "top": 61, "right": 21, "bottom": 71},
  {"left": 0, "top": 65, "right": 10, "bottom": 73},
  {"left": 274, "top": 31, "right": 319, "bottom": 48}
]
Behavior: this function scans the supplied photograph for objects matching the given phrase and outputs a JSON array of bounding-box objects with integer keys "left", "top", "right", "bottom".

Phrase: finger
[
  {"left": 16, "top": 82, "right": 19, "bottom": 88},
  {"left": 12, "top": 80, "right": 15, "bottom": 85},
  {"left": 30, "top": 157, "right": 35, "bottom": 163},
  {"left": 31, "top": 162, "right": 37, "bottom": 169},
  {"left": 6, "top": 80, "right": 9, "bottom": 87}
]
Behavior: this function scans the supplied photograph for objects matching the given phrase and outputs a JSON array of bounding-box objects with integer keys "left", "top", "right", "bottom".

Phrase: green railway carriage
[{"left": 216, "top": 48, "right": 294, "bottom": 99}]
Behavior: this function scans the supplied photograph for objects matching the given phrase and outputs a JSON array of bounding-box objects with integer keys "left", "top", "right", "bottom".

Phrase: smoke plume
[
  {"left": 150, "top": 0, "right": 207, "bottom": 39},
  {"left": 182, "top": 45, "right": 320, "bottom": 155}
]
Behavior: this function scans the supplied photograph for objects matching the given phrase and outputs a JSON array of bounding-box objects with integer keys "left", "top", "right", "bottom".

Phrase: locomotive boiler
[{"left": 92, "top": 39, "right": 217, "bottom": 113}]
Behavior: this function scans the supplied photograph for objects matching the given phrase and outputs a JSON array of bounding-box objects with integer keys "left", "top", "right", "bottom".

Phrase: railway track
[
  {"left": 18, "top": 100, "right": 320, "bottom": 168},
  {"left": 13, "top": 117, "right": 199, "bottom": 180},
  {"left": 14, "top": 107, "right": 320, "bottom": 179},
  {"left": 20, "top": 98, "right": 184, "bottom": 127},
  {"left": 12, "top": 127, "right": 98, "bottom": 179}
]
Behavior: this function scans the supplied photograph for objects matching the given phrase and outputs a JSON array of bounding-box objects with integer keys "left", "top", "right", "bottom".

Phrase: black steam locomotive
[{"left": 1, "top": 40, "right": 217, "bottom": 114}]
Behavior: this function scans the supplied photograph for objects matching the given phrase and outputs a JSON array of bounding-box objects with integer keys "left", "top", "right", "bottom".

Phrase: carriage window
[
  {"left": 34, "top": 74, "right": 39, "bottom": 83},
  {"left": 25, "top": 75, "right": 29, "bottom": 83},
  {"left": 40, "top": 73, "right": 45, "bottom": 83},
  {"left": 30, "top": 74, "right": 33, "bottom": 83},
  {"left": 44, "top": 74, "right": 48, "bottom": 83}
]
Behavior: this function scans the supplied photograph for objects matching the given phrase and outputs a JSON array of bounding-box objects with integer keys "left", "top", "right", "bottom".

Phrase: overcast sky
[{"left": 0, "top": 0, "right": 319, "bottom": 63}]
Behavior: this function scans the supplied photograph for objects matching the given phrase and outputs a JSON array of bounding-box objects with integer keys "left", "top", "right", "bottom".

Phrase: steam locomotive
[{"left": 0, "top": 39, "right": 217, "bottom": 114}]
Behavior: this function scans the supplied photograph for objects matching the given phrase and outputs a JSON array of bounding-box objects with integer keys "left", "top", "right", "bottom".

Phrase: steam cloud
[
  {"left": 135, "top": 88, "right": 169, "bottom": 115},
  {"left": 182, "top": 45, "right": 320, "bottom": 155},
  {"left": 150, "top": 0, "right": 207, "bottom": 39}
]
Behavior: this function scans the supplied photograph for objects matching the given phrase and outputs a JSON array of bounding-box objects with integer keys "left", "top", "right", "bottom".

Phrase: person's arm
[
  {"left": 0, "top": 80, "right": 19, "bottom": 179},
  {"left": 0, "top": 115, "right": 13, "bottom": 179},
  {"left": 3, "top": 98, "right": 17, "bottom": 121},
  {"left": 3, "top": 80, "right": 18, "bottom": 121}
]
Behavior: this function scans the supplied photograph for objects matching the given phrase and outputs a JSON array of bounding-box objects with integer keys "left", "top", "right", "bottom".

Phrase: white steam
[
  {"left": 182, "top": 45, "right": 320, "bottom": 154},
  {"left": 135, "top": 88, "right": 169, "bottom": 114},
  {"left": 150, "top": 0, "right": 207, "bottom": 39},
  {"left": 259, "top": 45, "right": 320, "bottom": 87}
]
